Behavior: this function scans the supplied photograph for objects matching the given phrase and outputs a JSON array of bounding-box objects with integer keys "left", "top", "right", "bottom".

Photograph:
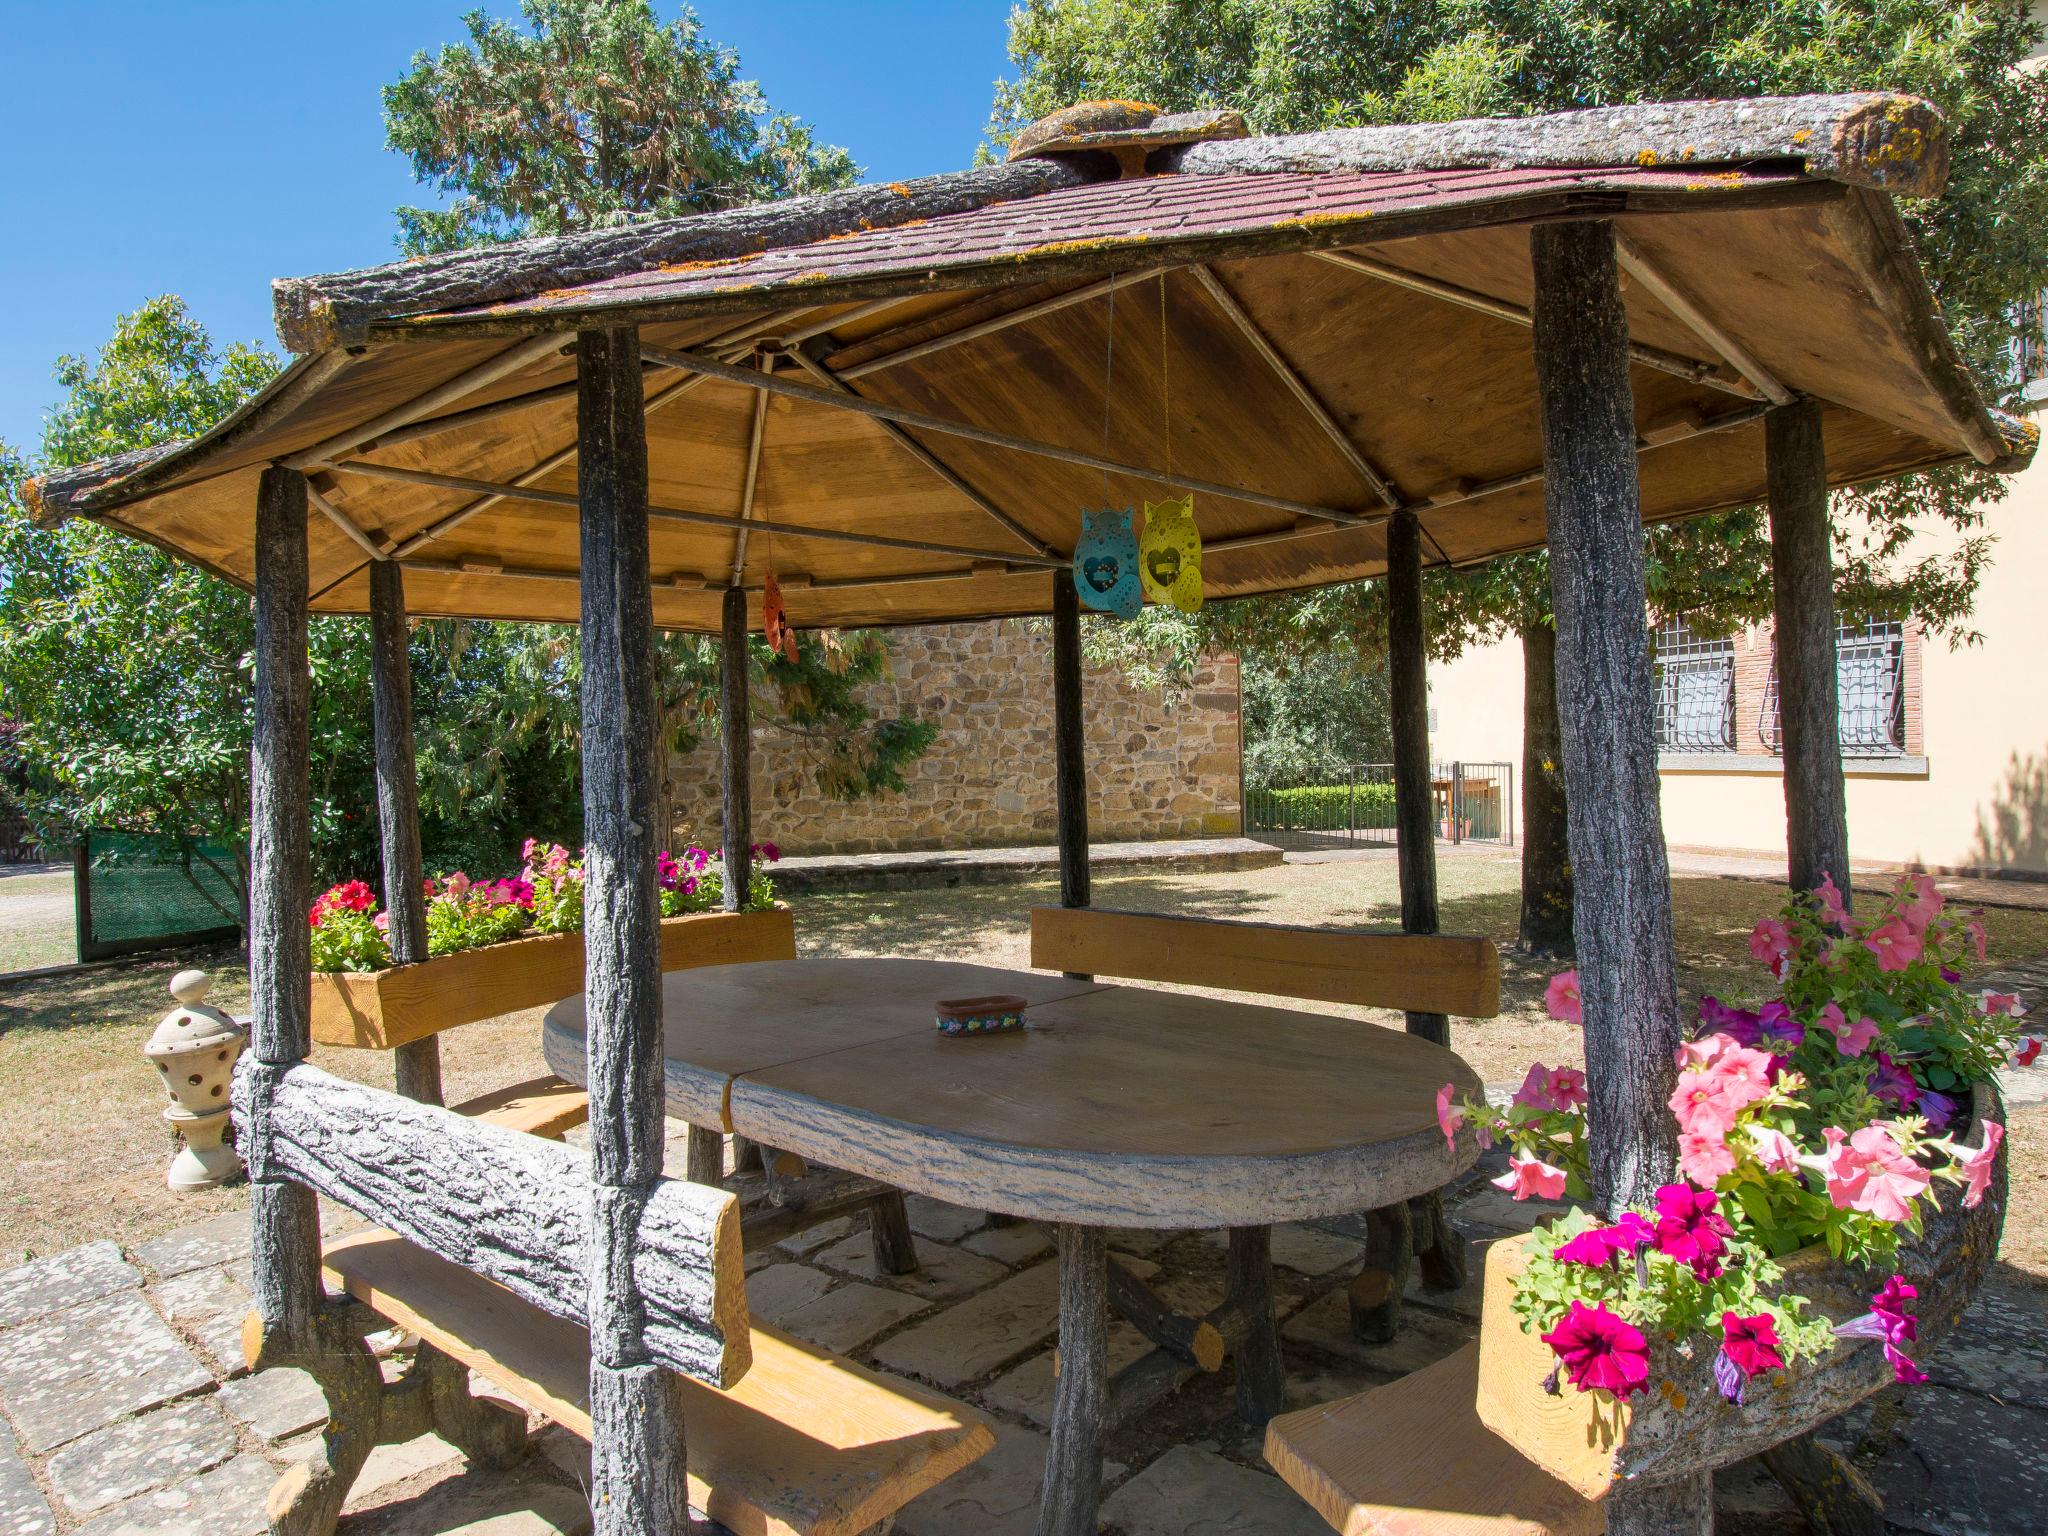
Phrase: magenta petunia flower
[
  {"left": 1754, "top": 1001, "right": 1805, "bottom": 1054},
  {"left": 1543, "top": 970, "right": 1583, "bottom": 1025},
  {"left": 1837, "top": 1278, "right": 1924, "bottom": 1382},
  {"left": 1551, "top": 1212, "right": 1655, "bottom": 1269},
  {"left": 1541, "top": 1301, "right": 1652, "bottom": 1398},
  {"left": 1721, "top": 1311, "right": 1786, "bottom": 1378},
  {"left": 1698, "top": 996, "right": 1763, "bottom": 1045},
  {"left": 1654, "top": 1184, "right": 1731, "bottom": 1275}
]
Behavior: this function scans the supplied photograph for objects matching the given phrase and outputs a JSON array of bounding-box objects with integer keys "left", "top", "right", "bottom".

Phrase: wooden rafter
[
  {"left": 838, "top": 272, "right": 1142, "bottom": 382},
  {"left": 729, "top": 358, "right": 771, "bottom": 585},
  {"left": 1189, "top": 265, "right": 1403, "bottom": 509},
  {"left": 307, "top": 482, "right": 387, "bottom": 563},
  {"left": 1309, "top": 249, "right": 1756, "bottom": 398},
  {"left": 1613, "top": 232, "right": 1794, "bottom": 406}
]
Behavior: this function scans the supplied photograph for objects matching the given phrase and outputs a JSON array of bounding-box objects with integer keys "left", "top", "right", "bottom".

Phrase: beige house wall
[
  {"left": 1428, "top": 412, "right": 2048, "bottom": 874},
  {"left": 667, "top": 618, "right": 1244, "bottom": 856}
]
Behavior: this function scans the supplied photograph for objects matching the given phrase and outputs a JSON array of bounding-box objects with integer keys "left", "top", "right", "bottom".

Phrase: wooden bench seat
[
  {"left": 325, "top": 1229, "right": 993, "bottom": 1536},
  {"left": 1263, "top": 1344, "right": 1603, "bottom": 1536},
  {"left": 449, "top": 1074, "right": 592, "bottom": 1141}
]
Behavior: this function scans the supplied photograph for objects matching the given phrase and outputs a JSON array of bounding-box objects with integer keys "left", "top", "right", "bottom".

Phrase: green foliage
[
  {"left": 384, "top": 0, "right": 859, "bottom": 253},
  {"left": 996, "top": 0, "right": 2048, "bottom": 652},
  {"left": 1247, "top": 780, "right": 1398, "bottom": 828}
]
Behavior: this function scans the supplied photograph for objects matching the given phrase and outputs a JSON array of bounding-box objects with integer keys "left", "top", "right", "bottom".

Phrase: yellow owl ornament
[{"left": 1139, "top": 495, "right": 1202, "bottom": 613}]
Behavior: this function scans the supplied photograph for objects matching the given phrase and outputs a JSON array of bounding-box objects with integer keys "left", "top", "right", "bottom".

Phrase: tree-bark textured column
[
  {"left": 1533, "top": 220, "right": 1693, "bottom": 1533},
  {"left": 1531, "top": 220, "right": 1682, "bottom": 1212},
  {"left": 1052, "top": 570, "right": 1090, "bottom": 911},
  {"left": 1767, "top": 399, "right": 1851, "bottom": 904},
  {"left": 719, "top": 585, "right": 752, "bottom": 913},
  {"left": 1386, "top": 508, "right": 1445, "bottom": 1047},
  {"left": 578, "top": 326, "right": 690, "bottom": 1533},
  {"left": 1036, "top": 1224, "right": 1107, "bottom": 1536},
  {"left": 248, "top": 465, "right": 321, "bottom": 1348},
  {"left": 368, "top": 560, "right": 441, "bottom": 1105},
  {"left": 1518, "top": 619, "right": 1575, "bottom": 955}
]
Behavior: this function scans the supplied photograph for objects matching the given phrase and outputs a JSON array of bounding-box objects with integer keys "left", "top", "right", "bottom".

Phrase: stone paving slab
[
  {"left": 45, "top": 1397, "right": 238, "bottom": 1517},
  {"left": 342, "top": 1460, "right": 592, "bottom": 1535},
  {"left": 217, "top": 1365, "right": 327, "bottom": 1443},
  {"left": 1282, "top": 1285, "right": 1477, "bottom": 1378},
  {"left": 898, "top": 1421, "right": 1125, "bottom": 1536},
  {"left": 1399, "top": 1230, "right": 1494, "bottom": 1322},
  {"left": 777, "top": 1280, "right": 929, "bottom": 1355},
  {"left": 742, "top": 1262, "right": 834, "bottom": 1326},
  {"left": 904, "top": 1196, "right": 989, "bottom": 1246},
  {"left": 70, "top": 1452, "right": 275, "bottom": 1536},
  {"left": 870, "top": 1262, "right": 1061, "bottom": 1386},
  {"left": 982, "top": 1322, "right": 1155, "bottom": 1428},
  {"left": 1923, "top": 1277, "right": 2048, "bottom": 1413},
  {"left": 153, "top": 1264, "right": 255, "bottom": 1378},
  {"left": 0, "top": 1288, "right": 213, "bottom": 1454},
  {"left": 961, "top": 1221, "right": 1054, "bottom": 1267},
  {"left": 1865, "top": 1382, "right": 2048, "bottom": 1535},
  {"left": 1100, "top": 1444, "right": 1332, "bottom": 1536},
  {"left": 1200, "top": 1223, "right": 1362, "bottom": 1278},
  {"left": 0, "top": 1430, "right": 53, "bottom": 1536},
  {"left": 132, "top": 1213, "right": 252, "bottom": 1281},
  {"left": 0, "top": 1241, "right": 139, "bottom": 1330},
  {"left": 810, "top": 1230, "right": 1008, "bottom": 1302}
]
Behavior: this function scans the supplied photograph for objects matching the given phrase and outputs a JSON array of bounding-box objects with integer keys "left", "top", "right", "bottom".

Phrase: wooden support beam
[
  {"left": 838, "top": 272, "right": 1133, "bottom": 382},
  {"left": 1767, "top": 399, "right": 1852, "bottom": 898},
  {"left": 640, "top": 342, "right": 1380, "bottom": 529},
  {"left": 719, "top": 586, "right": 752, "bottom": 916},
  {"left": 1310, "top": 248, "right": 1755, "bottom": 397},
  {"left": 368, "top": 562, "right": 441, "bottom": 1106},
  {"left": 308, "top": 482, "right": 388, "bottom": 562},
  {"left": 284, "top": 333, "right": 567, "bottom": 471},
  {"left": 1052, "top": 572, "right": 1090, "bottom": 916},
  {"left": 1614, "top": 232, "right": 1794, "bottom": 406},
  {"left": 1531, "top": 220, "right": 1682, "bottom": 1218},
  {"left": 248, "top": 465, "right": 322, "bottom": 1352},
  {"left": 1386, "top": 510, "right": 1447, "bottom": 1048},
  {"left": 576, "top": 324, "right": 691, "bottom": 1533},
  {"left": 1190, "top": 265, "right": 1402, "bottom": 508},
  {"left": 783, "top": 351, "right": 1057, "bottom": 557},
  {"left": 332, "top": 459, "right": 1070, "bottom": 570},
  {"left": 729, "top": 360, "right": 771, "bottom": 584},
  {"left": 1037, "top": 1225, "right": 1108, "bottom": 1536}
]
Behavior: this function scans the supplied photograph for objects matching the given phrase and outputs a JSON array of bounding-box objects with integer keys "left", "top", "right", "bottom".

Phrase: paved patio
[{"left": 2, "top": 1112, "right": 2043, "bottom": 1536}]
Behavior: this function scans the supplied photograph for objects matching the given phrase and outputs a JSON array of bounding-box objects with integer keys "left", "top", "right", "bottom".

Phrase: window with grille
[
  {"left": 1653, "top": 619, "right": 1735, "bottom": 752},
  {"left": 2016, "top": 290, "right": 2048, "bottom": 395},
  {"left": 1759, "top": 621, "right": 1906, "bottom": 758}
]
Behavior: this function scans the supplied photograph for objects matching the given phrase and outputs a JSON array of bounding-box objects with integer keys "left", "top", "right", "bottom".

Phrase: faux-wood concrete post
[
  {"left": 1036, "top": 1224, "right": 1108, "bottom": 1536},
  {"left": 578, "top": 326, "right": 691, "bottom": 1531},
  {"left": 1052, "top": 570, "right": 1089, "bottom": 910},
  {"left": 719, "top": 584, "right": 752, "bottom": 913},
  {"left": 1767, "top": 399, "right": 1852, "bottom": 905},
  {"left": 248, "top": 464, "right": 322, "bottom": 1349},
  {"left": 368, "top": 560, "right": 441, "bottom": 1104},
  {"left": 1532, "top": 220, "right": 1695, "bottom": 1535},
  {"left": 1386, "top": 508, "right": 1447, "bottom": 1048}
]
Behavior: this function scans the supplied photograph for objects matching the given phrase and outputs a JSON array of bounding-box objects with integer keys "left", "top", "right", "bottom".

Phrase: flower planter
[
  {"left": 1473, "top": 1086, "right": 2007, "bottom": 1498},
  {"left": 309, "top": 905, "right": 795, "bottom": 1050}
]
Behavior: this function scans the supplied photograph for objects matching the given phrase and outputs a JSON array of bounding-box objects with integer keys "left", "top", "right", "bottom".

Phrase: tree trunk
[
  {"left": 1052, "top": 570, "right": 1090, "bottom": 912},
  {"left": 577, "top": 325, "right": 691, "bottom": 1533},
  {"left": 1530, "top": 220, "right": 1683, "bottom": 1219},
  {"left": 1767, "top": 399, "right": 1852, "bottom": 905},
  {"left": 1517, "top": 620, "right": 1575, "bottom": 957},
  {"left": 1385, "top": 508, "right": 1445, "bottom": 1047}
]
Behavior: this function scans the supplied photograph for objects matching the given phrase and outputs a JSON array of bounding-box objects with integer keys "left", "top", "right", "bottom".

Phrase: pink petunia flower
[
  {"left": 1965, "top": 913, "right": 1988, "bottom": 963},
  {"left": 1544, "top": 970, "right": 1583, "bottom": 1025},
  {"left": 1958, "top": 1121, "right": 2004, "bottom": 1210},
  {"left": 1746, "top": 1124, "right": 1803, "bottom": 1175},
  {"left": 1749, "top": 918, "right": 1794, "bottom": 977},
  {"left": 1541, "top": 1301, "right": 1652, "bottom": 1398},
  {"left": 1491, "top": 1153, "right": 1568, "bottom": 1202},
  {"left": 1863, "top": 918, "right": 1923, "bottom": 973},
  {"left": 1981, "top": 991, "right": 2028, "bottom": 1019},
  {"left": 1899, "top": 873, "right": 1945, "bottom": 935},
  {"left": 1654, "top": 1184, "right": 1732, "bottom": 1278},
  {"left": 1514, "top": 1063, "right": 1589, "bottom": 1114},
  {"left": 1825, "top": 1009, "right": 1880, "bottom": 1058},
  {"left": 1679, "top": 1130, "right": 1738, "bottom": 1188},
  {"left": 1816, "top": 874, "right": 1853, "bottom": 932},
  {"left": 1822, "top": 1125, "right": 1930, "bottom": 1224},
  {"left": 2014, "top": 1037, "right": 2044, "bottom": 1069},
  {"left": 1435, "top": 1083, "right": 1462, "bottom": 1150}
]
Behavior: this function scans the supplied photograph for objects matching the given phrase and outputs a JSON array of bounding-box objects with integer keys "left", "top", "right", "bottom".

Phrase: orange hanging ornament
[{"left": 763, "top": 572, "right": 799, "bottom": 663}]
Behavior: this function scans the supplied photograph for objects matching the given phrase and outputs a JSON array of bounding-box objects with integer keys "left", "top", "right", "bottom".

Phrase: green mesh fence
[{"left": 76, "top": 830, "right": 244, "bottom": 962}]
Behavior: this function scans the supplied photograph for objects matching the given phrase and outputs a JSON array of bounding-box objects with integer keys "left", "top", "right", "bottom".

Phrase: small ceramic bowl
[{"left": 935, "top": 994, "right": 1029, "bottom": 1036}]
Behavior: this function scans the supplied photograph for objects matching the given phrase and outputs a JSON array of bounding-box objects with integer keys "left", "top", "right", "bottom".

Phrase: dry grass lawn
[{"left": 3, "top": 850, "right": 2042, "bottom": 1279}]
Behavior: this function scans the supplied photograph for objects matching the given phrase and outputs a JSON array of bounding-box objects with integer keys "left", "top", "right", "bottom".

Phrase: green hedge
[{"left": 1249, "top": 781, "right": 1398, "bottom": 830}]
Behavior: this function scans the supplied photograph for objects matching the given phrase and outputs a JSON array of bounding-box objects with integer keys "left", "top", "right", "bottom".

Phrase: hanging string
[
  {"left": 1101, "top": 274, "right": 1117, "bottom": 502},
  {"left": 1158, "top": 272, "right": 1172, "bottom": 479}
]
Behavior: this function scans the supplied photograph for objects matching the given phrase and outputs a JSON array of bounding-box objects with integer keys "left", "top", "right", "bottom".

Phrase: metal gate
[{"left": 1245, "top": 762, "right": 1515, "bottom": 851}]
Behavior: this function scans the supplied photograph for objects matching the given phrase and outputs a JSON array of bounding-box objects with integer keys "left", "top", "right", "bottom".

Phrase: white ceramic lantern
[{"left": 144, "top": 969, "right": 247, "bottom": 1190}]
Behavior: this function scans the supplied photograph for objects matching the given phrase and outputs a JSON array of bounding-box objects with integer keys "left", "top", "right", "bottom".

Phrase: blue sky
[{"left": 0, "top": 1, "right": 1015, "bottom": 451}]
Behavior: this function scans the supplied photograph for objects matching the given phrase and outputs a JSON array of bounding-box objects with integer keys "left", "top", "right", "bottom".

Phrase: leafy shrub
[{"left": 1250, "top": 781, "right": 1398, "bottom": 830}]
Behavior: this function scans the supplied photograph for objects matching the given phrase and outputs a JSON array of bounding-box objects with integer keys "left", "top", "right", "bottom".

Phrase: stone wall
[{"left": 666, "top": 620, "right": 1243, "bottom": 855}]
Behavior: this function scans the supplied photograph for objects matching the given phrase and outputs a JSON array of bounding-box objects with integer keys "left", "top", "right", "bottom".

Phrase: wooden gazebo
[{"left": 31, "top": 93, "right": 2033, "bottom": 1536}]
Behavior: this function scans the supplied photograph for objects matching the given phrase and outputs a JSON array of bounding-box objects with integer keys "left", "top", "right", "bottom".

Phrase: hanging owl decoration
[
  {"left": 762, "top": 572, "right": 799, "bottom": 663},
  {"left": 1139, "top": 494, "right": 1202, "bottom": 613},
  {"left": 1073, "top": 508, "right": 1142, "bottom": 618}
]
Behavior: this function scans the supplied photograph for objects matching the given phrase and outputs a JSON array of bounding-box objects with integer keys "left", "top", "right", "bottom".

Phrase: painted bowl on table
[{"left": 935, "top": 994, "right": 1029, "bottom": 1036}]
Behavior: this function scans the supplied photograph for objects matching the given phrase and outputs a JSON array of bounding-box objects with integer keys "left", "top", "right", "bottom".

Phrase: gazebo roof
[{"left": 29, "top": 93, "right": 2036, "bottom": 632}]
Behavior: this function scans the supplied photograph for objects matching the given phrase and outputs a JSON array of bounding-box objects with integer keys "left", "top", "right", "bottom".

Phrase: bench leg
[
  {"left": 1349, "top": 1202, "right": 1414, "bottom": 1342},
  {"left": 414, "top": 1339, "right": 527, "bottom": 1468},
  {"left": 247, "top": 1310, "right": 382, "bottom": 1536},
  {"left": 1606, "top": 1470, "right": 1713, "bottom": 1535},
  {"left": 686, "top": 1123, "right": 724, "bottom": 1186},
  {"left": 1760, "top": 1432, "right": 1884, "bottom": 1536},
  {"left": 1036, "top": 1225, "right": 1108, "bottom": 1536},
  {"left": 1410, "top": 1190, "right": 1467, "bottom": 1291},
  {"left": 1226, "top": 1226, "right": 1286, "bottom": 1426},
  {"left": 868, "top": 1193, "right": 921, "bottom": 1275}
]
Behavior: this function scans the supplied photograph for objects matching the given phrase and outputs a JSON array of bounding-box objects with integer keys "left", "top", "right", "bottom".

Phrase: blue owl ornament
[{"left": 1073, "top": 508, "right": 1142, "bottom": 619}]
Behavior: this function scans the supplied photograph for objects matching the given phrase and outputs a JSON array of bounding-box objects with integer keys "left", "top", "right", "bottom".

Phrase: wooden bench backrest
[
  {"left": 1029, "top": 906, "right": 1500, "bottom": 1018},
  {"left": 237, "top": 1058, "right": 752, "bottom": 1388}
]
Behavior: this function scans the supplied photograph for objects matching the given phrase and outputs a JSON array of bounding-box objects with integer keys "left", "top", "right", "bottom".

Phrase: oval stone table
[{"left": 545, "top": 956, "right": 1484, "bottom": 1536}]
